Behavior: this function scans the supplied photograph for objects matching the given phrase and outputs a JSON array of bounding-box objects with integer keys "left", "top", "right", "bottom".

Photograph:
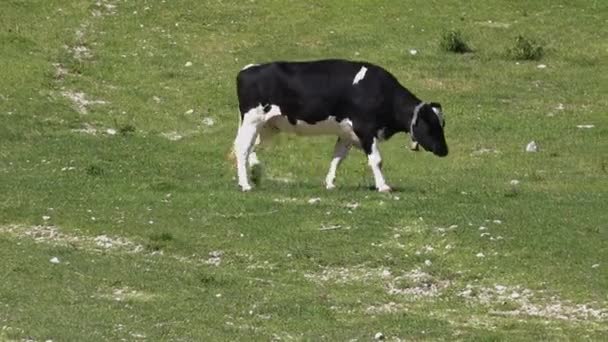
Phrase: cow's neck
[{"left": 393, "top": 89, "right": 422, "bottom": 134}]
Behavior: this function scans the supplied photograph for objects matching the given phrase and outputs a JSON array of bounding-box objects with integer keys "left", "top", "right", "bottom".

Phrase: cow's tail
[{"left": 226, "top": 107, "right": 241, "bottom": 165}]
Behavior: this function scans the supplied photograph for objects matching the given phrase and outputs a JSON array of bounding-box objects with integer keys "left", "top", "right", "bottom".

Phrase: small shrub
[
  {"left": 440, "top": 30, "right": 472, "bottom": 53},
  {"left": 119, "top": 124, "right": 136, "bottom": 135},
  {"left": 507, "top": 35, "right": 544, "bottom": 60},
  {"left": 146, "top": 232, "right": 174, "bottom": 251},
  {"left": 86, "top": 164, "right": 105, "bottom": 176}
]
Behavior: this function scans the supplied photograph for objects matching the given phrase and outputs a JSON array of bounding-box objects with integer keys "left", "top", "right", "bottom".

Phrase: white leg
[
  {"left": 367, "top": 138, "right": 391, "bottom": 192},
  {"left": 325, "top": 138, "right": 351, "bottom": 190},
  {"left": 234, "top": 109, "right": 264, "bottom": 191}
]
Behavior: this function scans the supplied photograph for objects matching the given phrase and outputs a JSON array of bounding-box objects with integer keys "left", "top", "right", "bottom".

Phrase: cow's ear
[{"left": 430, "top": 102, "right": 442, "bottom": 111}]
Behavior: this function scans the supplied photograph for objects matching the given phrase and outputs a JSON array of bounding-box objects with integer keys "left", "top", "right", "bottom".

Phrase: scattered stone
[
  {"left": 576, "top": 124, "right": 594, "bottom": 129},
  {"left": 591, "top": 264, "right": 600, "bottom": 269},
  {"left": 308, "top": 198, "right": 321, "bottom": 204},
  {"left": 42, "top": 216, "right": 51, "bottom": 221},
  {"left": 409, "top": 49, "right": 418, "bottom": 55},
  {"left": 345, "top": 202, "right": 360, "bottom": 210},
  {"left": 185, "top": 109, "right": 194, "bottom": 115},
  {"left": 476, "top": 252, "right": 485, "bottom": 258},
  {"left": 537, "top": 64, "right": 547, "bottom": 69},
  {"left": 161, "top": 131, "right": 183, "bottom": 141},
  {"left": 510, "top": 179, "right": 520, "bottom": 186},
  {"left": 185, "top": 61, "right": 193, "bottom": 67},
  {"left": 493, "top": 219, "right": 502, "bottom": 224},
  {"left": 471, "top": 147, "right": 499, "bottom": 156},
  {"left": 206, "top": 250, "right": 223, "bottom": 266},
  {"left": 525, "top": 141, "right": 538, "bottom": 152},
  {"left": 106, "top": 128, "right": 117, "bottom": 135},
  {"left": 424, "top": 259, "right": 432, "bottom": 266},
  {"left": 50, "top": 257, "right": 60, "bottom": 264},
  {"left": 202, "top": 117, "right": 215, "bottom": 126},
  {"left": 374, "top": 332, "right": 385, "bottom": 340}
]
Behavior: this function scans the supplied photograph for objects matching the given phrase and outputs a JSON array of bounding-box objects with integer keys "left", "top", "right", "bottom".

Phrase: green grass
[{"left": 1, "top": 0, "right": 607, "bottom": 340}]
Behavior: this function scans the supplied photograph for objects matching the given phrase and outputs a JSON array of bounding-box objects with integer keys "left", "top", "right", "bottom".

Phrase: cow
[{"left": 233, "top": 59, "right": 448, "bottom": 192}]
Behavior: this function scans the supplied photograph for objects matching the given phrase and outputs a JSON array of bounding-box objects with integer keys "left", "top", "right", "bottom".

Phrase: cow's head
[{"left": 410, "top": 102, "right": 448, "bottom": 157}]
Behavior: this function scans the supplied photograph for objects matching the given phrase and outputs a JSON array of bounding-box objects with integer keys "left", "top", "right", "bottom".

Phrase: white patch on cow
[
  {"left": 266, "top": 115, "right": 360, "bottom": 144},
  {"left": 241, "top": 63, "right": 259, "bottom": 71},
  {"left": 352, "top": 66, "right": 368, "bottom": 85},
  {"left": 431, "top": 106, "right": 445, "bottom": 126}
]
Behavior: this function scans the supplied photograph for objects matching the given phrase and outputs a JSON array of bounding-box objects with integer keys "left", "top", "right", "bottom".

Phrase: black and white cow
[{"left": 234, "top": 59, "right": 448, "bottom": 192}]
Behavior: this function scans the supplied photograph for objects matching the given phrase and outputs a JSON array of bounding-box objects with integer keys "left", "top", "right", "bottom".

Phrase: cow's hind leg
[
  {"left": 325, "top": 138, "right": 352, "bottom": 190},
  {"left": 234, "top": 107, "right": 264, "bottom": 191}
]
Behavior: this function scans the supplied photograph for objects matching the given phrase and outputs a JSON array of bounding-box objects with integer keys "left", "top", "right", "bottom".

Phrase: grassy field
[{"left": 1, "top": 0, "right": 607, "bottom": 340}]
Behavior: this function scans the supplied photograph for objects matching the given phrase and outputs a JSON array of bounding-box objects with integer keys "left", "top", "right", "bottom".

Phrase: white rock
[
  {"left": 495, "top": 285, "right": 507, "bottom": 292},
  {"left": 576, "top": 124, "right": 594, "bottom": 129},
  {"left": 42, "top": 215, "right": 51, "bottom": 221},
  {"left": 381, "top": 270, "right": 392, "bottom": 278},
  {"left": 185, "top": 109, "right": 194, "bottom": 115},
  {"left": 556, "top": 103, "right": 564, "bottom": 110},
  {"left": 510, "top": 179, "right": 520, "bottom": 186},
  {"left": 493, "top": 219, "right": 502, "bottom": 224},
  {"left": 409, "top": 49, "right": 418, "bottom": 55},
  {"left": 202, "top": 117, "right": 215, "bottom": 126},
  {"left": 374, "top": 332, "right": 385, "bottom": 340},
  {"left": 476, "top": 252, "right": 485, "bottom": 258},
  {"left": 591, "top": 263, "right": 600, "bottom": 268},
  {"left": 185, "top": 61, "right": 193, "bottom": 67},
  {"left": 106, "top": 128, "right": 117, "bottom": 135},
  {"left": 424, "top": 259, "right": 432, "bottom": 266},
  {"left": 308, "top": 198, "right": 321, "bottom": 204},
  {"left": 537, "top": 64, "right": 547, "bottom": 69},
  {"left": 50, "top": 257, "right": 60, "bottom": 264},
  {"left": 479, "top": 226, "right": 487, "bottom": 231},
  {"left": 526, "top": 141, "right": 538, "bottom": 152}
]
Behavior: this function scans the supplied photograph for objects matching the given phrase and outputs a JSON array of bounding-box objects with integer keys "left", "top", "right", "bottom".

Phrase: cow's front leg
[
  {"left": 361, "top": 137, "right": 391, "bottom": 192},
  {"left": 325, "top": 138, "right": 352, "bottom": 190}
]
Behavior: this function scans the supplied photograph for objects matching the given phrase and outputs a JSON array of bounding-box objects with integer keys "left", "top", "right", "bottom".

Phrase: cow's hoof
[
  {"left": 409, "top": 141, "right": 419, "bottom": 151},
  {"left": 377, "top": 185, "right": 392, "bottom": 193},
  {"left": 325, "top": 183, "right": 336, "bottom": 190},
  {"left": 240, "top": 184, "right": 253, "bottom": 192}
]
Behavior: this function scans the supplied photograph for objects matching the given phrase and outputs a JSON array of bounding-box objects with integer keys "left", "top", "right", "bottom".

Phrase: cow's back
[{"left": 237, "top": 60, "right": 399, "bottom": 123}]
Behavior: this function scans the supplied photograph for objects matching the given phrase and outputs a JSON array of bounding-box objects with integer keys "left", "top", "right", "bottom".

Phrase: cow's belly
[{"left": 267, "top": 115, "right": 359, "bottom": 143}]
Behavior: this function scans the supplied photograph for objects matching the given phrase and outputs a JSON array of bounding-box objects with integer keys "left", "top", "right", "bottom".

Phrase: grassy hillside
[{"left": 1, "top": 0, "right": 607, "bottom": 340}]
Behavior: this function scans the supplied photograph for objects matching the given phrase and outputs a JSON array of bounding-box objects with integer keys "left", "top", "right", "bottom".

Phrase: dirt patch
[
  {"left": 458, "top": 284, "right": 608, "bottom": 322},
  {"left": 0, "top": 225, "right": 143, "bottom": 254},
  {"left": 387, "top": 269, "right": 450, "bottom": 298},
  {"left": 305, "top": 266, "right": 450, "bottom": 300},
  {"left": 62, "top": 91, "right": 107, "bottom": 114},
  {"left": 95, "top": 286, "right": 156, "bottom": 302}
]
